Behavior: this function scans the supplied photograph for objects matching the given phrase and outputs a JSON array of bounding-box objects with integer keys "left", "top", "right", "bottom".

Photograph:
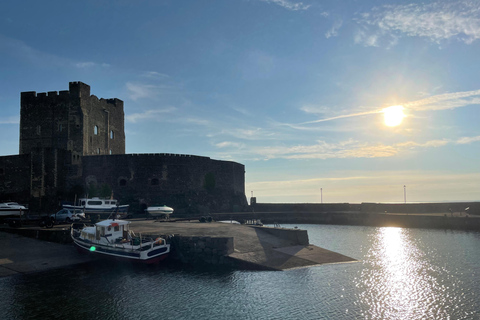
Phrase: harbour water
[{"left": 1, "top": 224, "right": 479, "bottom": 319}]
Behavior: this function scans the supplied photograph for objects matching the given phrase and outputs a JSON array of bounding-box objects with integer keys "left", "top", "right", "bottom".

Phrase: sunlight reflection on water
[{"left": 357, "top": 227, "right": 459, "bottom": 319}]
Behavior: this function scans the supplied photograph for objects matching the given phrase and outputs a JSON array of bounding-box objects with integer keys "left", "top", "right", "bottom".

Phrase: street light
[
  {"left": 321, "top": 188, "right": 323, "bottom": 204},
  {"left": 404, "top": 185, "right": 406, "bottom": 204}
]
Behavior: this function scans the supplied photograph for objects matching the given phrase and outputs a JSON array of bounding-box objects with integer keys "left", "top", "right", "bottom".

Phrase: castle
[{"left": 0, "top": 82, "right": 247, "bottom": 213}]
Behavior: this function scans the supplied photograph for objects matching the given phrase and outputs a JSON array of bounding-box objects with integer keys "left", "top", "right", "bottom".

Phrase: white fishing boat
[
  {"left": 145, "top": 205, "right": 174, "bottom": 218},
  {"left": 63, "top": 197, "right": 129, "bottom": 218},
  {"left": 71, "top": 219, "right": 170, "bottom": 264},
  {"left": 0, "top": 202, "right": 28, "bottom": 218}
]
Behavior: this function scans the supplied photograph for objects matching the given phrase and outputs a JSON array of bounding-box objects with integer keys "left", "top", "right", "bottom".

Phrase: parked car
[{"left": 50, "top": 209, "right": 86, "bottom": 223}]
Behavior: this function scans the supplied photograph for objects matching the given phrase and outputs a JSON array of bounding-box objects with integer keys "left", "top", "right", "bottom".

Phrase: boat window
[
  {"left": 114, "top": 226, "right": 120, "bottom": 232},
  {"left": 81, "top": 201, "right": 86, "bottom": 206},
  {"left": 98, "top": 227, "right": 105, "bottom": 236},
  {"left": 88, "top": 201, "right": 103, "bottom": 205},
  {"left": 111, "top": 200, "right": 117, "bottom": 204},
  {"left": 104, "top": 201, "right": 110, "bottom": 205}
]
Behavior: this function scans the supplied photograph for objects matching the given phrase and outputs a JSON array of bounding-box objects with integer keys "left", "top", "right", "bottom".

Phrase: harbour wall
[
  {"left": 211, "top": 211, "right": 480, "bottom": 230},
  {"left": 250, "top": 202, "right": 480, "bottom": 215},
  {"left": 170, "top": 235, "right": 235, "bottom": 266}
]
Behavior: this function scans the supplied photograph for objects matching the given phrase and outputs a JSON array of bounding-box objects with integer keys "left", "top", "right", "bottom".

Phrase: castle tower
[{"left": 20, "top": 81, "right": 126, "bottom": 161}]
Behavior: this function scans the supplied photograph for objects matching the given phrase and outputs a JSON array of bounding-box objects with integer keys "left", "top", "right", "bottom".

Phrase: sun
[{"left": 382, "top": 105, "right": 405, "bottom": 127}]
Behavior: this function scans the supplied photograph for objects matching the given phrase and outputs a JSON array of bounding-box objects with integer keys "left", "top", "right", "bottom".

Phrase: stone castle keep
[{"left": 0, "top": 81, "right": 247, "bottom": 213}]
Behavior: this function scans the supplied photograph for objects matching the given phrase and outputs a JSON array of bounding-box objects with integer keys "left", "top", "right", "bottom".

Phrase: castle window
[
  {"left": 109, "top": 149, "right": 112, "bottom": 155},
  {"left": 58, "top": 124, "right": 63, "bottom": 132},
  {"left": 110, "top": 130, "right": 114, "bottom": 139},
  {"left": 151, "top": 178, "right": 159, "bottom": 186},
  {"left": 94, "top": 126, "right": 98, "bottom": 135},
  {"left": 36, "top": 125, "right": 41, "bottom": 135},
  {"left": 96, "top": 148, "right": 101, "bottom": 154},
  {"left": 119, "top": 179, "right": 127, "bottom": 187}
]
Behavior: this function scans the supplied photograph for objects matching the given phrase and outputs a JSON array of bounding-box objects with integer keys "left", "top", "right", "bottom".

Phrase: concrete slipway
[{"left": 0, "top": 220, "right": 356, "bottom": 276}]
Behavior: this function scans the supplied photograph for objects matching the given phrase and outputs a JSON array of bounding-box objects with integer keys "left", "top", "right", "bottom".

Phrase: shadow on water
[{"left": 1, "top": 258, "right": 238, "bottom": 320}]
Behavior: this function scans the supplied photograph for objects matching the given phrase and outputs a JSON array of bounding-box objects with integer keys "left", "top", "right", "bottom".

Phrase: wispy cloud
[
  {"left": 298, "top": 89, "right": 480, "bottom": 126},
  {"left": 325, "top": 19, "right": 343, "bottom": 39},
  {"left": 259, "top": 0, "right": 310, "bottom": 11},
  {"left": 223, "top": 134, "right": 480, "bottom": 161},
  {"left": 125, "top": 108, "right": 176, "bottom": 123},
  {"left": 215, "top": 141, "right": 246, "bottom": 149},
  {"left": 404, "top": 89, "right": 480, "bottom": 111},
  {"left": 141, "top": 71, "right": 170, "bottom": 79},
  {"left": 456, "top": 135, "right": 480, "bottom": 144},
  {"left": 301, "top": 110, "right": 380, "bottom": 125},
  {"left": 125, "top": 82, "right": 175, "bottom": 101},
  {"left": 355, "top": 1, "right": 480, "bottom": 46},
  {"left": 0, "top": 116, "right": 20, "bottom": 124},
  {"left": 75, "top": 62, "right": 110, "bottom": 68},
  {"left": 0, "top": 34, "right": 109, "bottom": 69},
  {"left": 246, "top": 171, "right": 480, "bottom": 202}
]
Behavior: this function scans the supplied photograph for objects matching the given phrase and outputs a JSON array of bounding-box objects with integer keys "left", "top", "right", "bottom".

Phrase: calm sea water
[{"left": 1, "top": 224, "right": 480, "bottom": 320}]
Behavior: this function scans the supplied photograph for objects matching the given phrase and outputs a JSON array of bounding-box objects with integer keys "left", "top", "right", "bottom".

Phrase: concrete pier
[
  {"left": 0, "top": 220, "right": 356, "bottom": 275},
  {"left": 127, "top": 220, "right": 356, "bottom": 270},
  {"left": 0, "top": 232, "right": 94, "bottom": 277}
]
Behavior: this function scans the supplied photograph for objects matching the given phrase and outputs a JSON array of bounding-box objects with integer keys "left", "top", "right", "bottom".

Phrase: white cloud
[
  {"left": 226, "top": 134, "right": 480, "bottom": 161},
  {"left": 215, "top": 141, "right": 246, "bottom": 149},
  {"left": 298, "top": 89, "right": 480, "bottom": 127},
  {"left": 355, "top": 1, "right": 480, "bottom": 46},
  {"left": 126, "top": 82, "right": 174, "bottom": 101},
  {"left": 259, "top": 0, "right": 310, "bottom": 11},
  {"left": 0, "top": 116, "right": 19, "bottom": 124},
  {"left": 456, "top": 135, "right": 480, "bottom": 144},
  {"left": 125, "top": 108, "right": 176, "bottom": 123},
  {"left": 246, "top": 171, "right": 480, "bottom": 203},
  {"left": 141, "top": 71, "right": 170, "bottom": 79},
  {"left": 404, "top": 89, "right": 480, "bottom": 111},
  {"left": 325, "top": 19, "right": 343, "bottom": 39},
  {"left": 75, "top": 62, "right": 110, "bottom": 68}
]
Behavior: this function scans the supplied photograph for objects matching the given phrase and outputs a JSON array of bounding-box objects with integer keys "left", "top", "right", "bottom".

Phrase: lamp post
[
  {"left": 404, "top": 185, "right": 406, "bottom": 204},
  {"left": 321, "top": 188, "right": 323, "bottom": 204}
]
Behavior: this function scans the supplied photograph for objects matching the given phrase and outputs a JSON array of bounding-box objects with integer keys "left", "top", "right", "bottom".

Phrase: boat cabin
[
  {"left": 79, "top": 198, "right": 119, "bottom": 207},
  {"left": 94, "top": 219, "right": 130, "bottom": 241}
]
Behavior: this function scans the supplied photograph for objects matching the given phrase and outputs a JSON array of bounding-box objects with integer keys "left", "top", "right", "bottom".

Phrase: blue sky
[{"left": 1, "top": 0, "right": 479, "bottom": 203}]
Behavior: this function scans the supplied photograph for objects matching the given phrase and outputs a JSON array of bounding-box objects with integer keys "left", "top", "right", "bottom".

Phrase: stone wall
[
  {"left": 80, "top": 153, "right": 247, "bottom": 213},
  {"left": 171, "top": 235, "right": 234, "bottom": 266},
  {"left": 20, "top": 81, "right": 125, "bottom": 159},
  {"left": 0, "top": 154, "right": 31, "bottom": 203}
]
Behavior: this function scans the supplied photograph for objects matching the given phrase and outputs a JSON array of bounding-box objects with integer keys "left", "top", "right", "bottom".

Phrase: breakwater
[
  {"left": 211, "top": 211, "right": 480, "bottom": 231},
  {"left": 251, "top": 201, "right": 480, "bottom": 215}
]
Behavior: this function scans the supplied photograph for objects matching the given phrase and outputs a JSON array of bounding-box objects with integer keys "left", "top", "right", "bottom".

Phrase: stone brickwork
[
  {"left": 79, "top": 153, "right": 247, "bottom": 213},
  {"left": 20, "top": 82, "right": 125, "bottom": 160},
  {"left": 171, "top": 235, "right": 234, "bottom": 266}
]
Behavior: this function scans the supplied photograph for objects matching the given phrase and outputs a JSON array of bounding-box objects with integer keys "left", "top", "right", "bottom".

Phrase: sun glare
[{"left": 383, "top": 105, "right": 405, "bottom": 127}]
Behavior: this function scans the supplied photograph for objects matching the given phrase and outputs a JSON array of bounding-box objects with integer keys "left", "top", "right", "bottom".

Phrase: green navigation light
[{"left": 90, "top": 246, "right": 96, "bottom": 252}]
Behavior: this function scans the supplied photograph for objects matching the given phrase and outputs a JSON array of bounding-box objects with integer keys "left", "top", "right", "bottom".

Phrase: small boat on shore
[
  {"left": 63, "top": 197, "right": 129, "bottom": 218},
  {"left": 145, "top": 205, "right": 174, "bottom": 218},
  {"left": 71, "top": 219, "right": 170, "bottom": 263},
  {"left": 0, "top": 202, "right": 28, "bottom": 218}
]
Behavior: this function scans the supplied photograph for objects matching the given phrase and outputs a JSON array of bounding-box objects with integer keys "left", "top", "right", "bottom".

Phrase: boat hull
[
  {"left": 72, "top": 238, "right": 170, "bottom": 264},
  {"left": 0, "top": 209, "right": 26, "bottom": 218},
  {"left": 64, "top": 205, "right": 129, "bottom": 216},
  {"left": 146, "top": 206, "right": 173, "bottom": 217}
]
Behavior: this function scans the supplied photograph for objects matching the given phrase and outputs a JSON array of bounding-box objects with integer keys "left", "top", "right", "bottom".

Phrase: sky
[{"left": 1, "top": 0, "right": 479, "bottom": 204}]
